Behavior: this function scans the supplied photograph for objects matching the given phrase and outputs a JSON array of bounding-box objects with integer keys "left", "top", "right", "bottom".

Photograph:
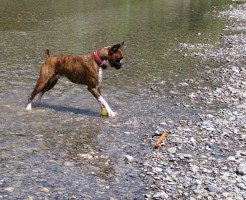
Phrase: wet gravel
[{"left": 142, "top": 4, "right": 246, "bottom": 199}]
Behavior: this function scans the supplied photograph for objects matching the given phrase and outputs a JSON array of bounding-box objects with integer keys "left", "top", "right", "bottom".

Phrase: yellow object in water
[{"left": 101, "top": 108, "right": 108, "bottom": 116}]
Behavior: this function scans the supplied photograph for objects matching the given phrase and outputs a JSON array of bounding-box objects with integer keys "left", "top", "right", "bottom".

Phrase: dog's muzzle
[{"left": 111, "top": 57, "right": 124, "bottom": 69}]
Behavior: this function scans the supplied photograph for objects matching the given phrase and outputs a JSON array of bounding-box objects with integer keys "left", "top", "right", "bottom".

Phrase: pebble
[
  {"left": 237, "top": 163, "right": 246, "bottom": 175},
  {"left": 4, "top": 187, "right": 14, "bottom": 192},
  {"left": 36, "top": 186, "right": 50, "bottom": 193},
  {"left": 153, "top": 191, "right": 168, "bottom": 199},
  {"left": 227, "top": 156, "right": 236, "bottom": 161},
  {"left": 237, "top": 183, "right": 246, "bottom": 190},
  {"left": 178, "top": 82, "right": 189, "bottom": 87},
  {"left": 64, "top": 161, "right": 74, "bottom": 167},
  {"left": 124, "top": 155, "right": 134, "bottom": 163},
  {"left": 239, "top": 151, "right": 246, "bottom": 156},
  {"left": 206, "top": 185, "right": 221, "bottom": 194},
  {"left": 167, "top": 147, "right": 177, "bottom": 154},
  {"left": 144, "top": 194, "right": 151, "bottom": 198},
  {"left": 182, "top": 154, "right": 192, "bottom": 158},
  {"left": 25, "top": 197, "right": 34, "bottom": 200},
  {"left": 152, "top": 167, "right": 162, "bottom": 173},
  {"left": 78, "top": 153, "right": 94, "bottom": 159},
  {"left": 195, "top": 179, "right": 202, "bottom": 185},
  {"left": 190, "top": 137, "right": 196, "bottom": 145}
]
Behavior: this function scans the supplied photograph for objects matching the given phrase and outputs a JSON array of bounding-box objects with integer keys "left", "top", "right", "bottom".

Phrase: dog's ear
[
  {"left": 120, "top": 41, "right": 124, "bottom": 47},
  {"left": 109, "top": 42, "right": 124, "bottom": 55}
]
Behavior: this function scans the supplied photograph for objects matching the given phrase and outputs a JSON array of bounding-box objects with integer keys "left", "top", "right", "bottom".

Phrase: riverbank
[{"left": 142, "top": 4, "right": 246, "bottom": 199}]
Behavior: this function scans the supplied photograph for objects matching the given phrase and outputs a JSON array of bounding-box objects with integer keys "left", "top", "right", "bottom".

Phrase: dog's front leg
[
  {"left": 88, "top": 87, "right": 116, "bottom": 117},
  {"left": 98, "top": 96, "right": 116, "bottom": 117}
]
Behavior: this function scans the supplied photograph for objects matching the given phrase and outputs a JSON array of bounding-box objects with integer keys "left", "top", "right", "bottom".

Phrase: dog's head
[{"left": 108, "top": 42, "right": 124, "bottom": 69}]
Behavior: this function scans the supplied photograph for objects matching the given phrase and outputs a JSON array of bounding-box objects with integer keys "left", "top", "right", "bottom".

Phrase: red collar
[{"left": 93, "top": 51, "right": 108, "bottom": 69}]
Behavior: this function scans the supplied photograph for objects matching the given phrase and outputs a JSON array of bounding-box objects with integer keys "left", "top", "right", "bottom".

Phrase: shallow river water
[{"left": 0, "top": 0, "right": 232, "bottom": 199}]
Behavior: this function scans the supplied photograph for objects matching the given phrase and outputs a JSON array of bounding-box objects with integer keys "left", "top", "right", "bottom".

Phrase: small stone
[
  {"left": 205, "top": 127, "right": 216, "bottom": 131},
  {"left": 159, "top": 122, "right": 167, "bottom": 126},
  {"left": 237, "top": 183, "right": 246, "bottom": 190},
  {"left": 124, "top": 155, "right": 134, "bottom": 163},
  {"left": 105, "top": 185, "right": 110, "bottom": 189},
  {"left": 195, "top": 180, "right": 202, "bottom": 185},
  {"left": 227, "top": 156, "right": 236, "bottom": 161},
  {"left": 179, "top": 82, "right": 189, "bottom": 87},
  {"left": 239, "top": 134, "right": 246, "bottom": 141},
  {"left": 25, "top": 197, "right": 34, "bottom": 200},
  {"left": 167, "top": 147, "right": 177, "bottom": 154},
  {"left": 64, "top": 161, "right": 74, "bottom": 167},
  {"left": 190, "top": 137, "right": 196, "bottom": 145},
  {"left": 206, "top": 185, "right": 221, "bottom": 193},
  {"left": 183, "top": 154, "right": 193, "bottom": 158},
  {"left": 170, "top": 90, "right": 180, "bottom": 95},
  {"left": 239, "top": 151, "right": 246, "bottom": 156},
  {"left": 237, "top": 163, "right": 246, "bottom": 175},
  {"left": 152, "top": 167, "right": 162, "bottom": 173},
  {"left": 191, "top": 165, "right": 199, "bottom": 173},
  {"left": 4, "top": 187, "right": 14, "bottom": 192},
  {"left": 194, "top": 189, "right": 203, "bottom": 195},
  {"left": 183, "top": 128, "right": 191, "bottom": 132},
  {"left": 153, "top": 191, "right": 168, "bottom": 199},
  {"left": 222, "top": 192, "right": 229, "bottom": 198},
  {"left": 207, "top": 114, "right": 214, "bottom": 118},
  {"left": 78, "top": 153, "right": 94, "bottom": 159},
  {"left": 39, "top": 187, "right": 49, "bottom": 193},
  {"left": 69, "top": 196, "right": 76, "bottom": 200}
]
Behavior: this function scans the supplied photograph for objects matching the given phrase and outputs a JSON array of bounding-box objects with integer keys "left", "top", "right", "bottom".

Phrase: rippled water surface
[{"left": 1, "top": 0, "right": 231, "bottom": 199}]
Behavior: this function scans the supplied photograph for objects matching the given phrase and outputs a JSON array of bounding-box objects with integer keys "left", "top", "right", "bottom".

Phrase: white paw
[
  {"left": 108, "top": 111, "right": 117, "bottom": 117},
  {"left": 25, "top": 103, "right": 32, "bottom": 110}
]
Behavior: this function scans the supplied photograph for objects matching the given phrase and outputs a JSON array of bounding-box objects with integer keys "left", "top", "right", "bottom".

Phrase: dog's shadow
[{"left": 35, "top": 102, "right": 98, "bottom": 116}]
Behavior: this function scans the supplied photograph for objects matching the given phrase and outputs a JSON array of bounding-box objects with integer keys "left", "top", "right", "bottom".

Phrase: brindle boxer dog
[{"left": 26, "top": 42, "right": 124, "bottom": 117}]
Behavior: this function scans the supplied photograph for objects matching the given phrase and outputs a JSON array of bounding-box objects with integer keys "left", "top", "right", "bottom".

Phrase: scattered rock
[
  {"left": 153, "top": 191, "right": 168, "bottom": 199},
  {"left": 64, "top": 161, "right": 74, "bottom": 167},
  {"left": 178, "top": 82, "right": 189, "bottom": 87},
  {"left": 239, "top": 151, "right": 246, "bottom": 156},
  {"left": 4, "top": 187, "right": 14, "bottom": 192},
  {"left": 206, "top": 185, "right": 221, "bottom": 194},
  {"left": 124, "top": 155, "right": 134, "bottom": 163},
  {"left": 167, "top": 147, "right": 177, "bottom": 154},
  {"left": 227, "top": 156, "right": 236, "bottom": 161},
  {"left": 152, "top": 167, "right": 162, "bottom": 173},
  {"left": 78, "top": 153, "right": 94, "bottom": 159},
  {"left": 25, "top": 197, "right": 34, "bottom": 200},
  {"left": 237, "top": 163, "right": 246, "bottom": 175},
  {"left": 38, "top": 187, "right": 49, "bottom": 193}
]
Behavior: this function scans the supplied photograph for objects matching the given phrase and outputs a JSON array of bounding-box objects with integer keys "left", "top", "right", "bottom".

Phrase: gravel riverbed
[{"left": 142, "top": 4, "right": 246, "bottom": 199}]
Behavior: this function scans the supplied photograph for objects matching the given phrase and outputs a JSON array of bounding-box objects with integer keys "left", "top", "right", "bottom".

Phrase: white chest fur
[{"left": 99, "top": 67, "right": 103, "bottom": 85}]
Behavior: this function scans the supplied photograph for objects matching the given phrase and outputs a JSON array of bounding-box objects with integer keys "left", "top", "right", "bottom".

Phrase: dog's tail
[{"left": 45, "top": 49, "right": 50, "bottom": 59}]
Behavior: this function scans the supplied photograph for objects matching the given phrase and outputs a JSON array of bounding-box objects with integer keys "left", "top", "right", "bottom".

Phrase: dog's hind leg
[
  {"left": 26, "top": 79, "right": 48, "bottom": 110},
  {"left": 38, "top": 74, "right": 60, "bottom": 100},
  {"left": 26, "top": 64, "right": 51, "bottom": 110}
]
